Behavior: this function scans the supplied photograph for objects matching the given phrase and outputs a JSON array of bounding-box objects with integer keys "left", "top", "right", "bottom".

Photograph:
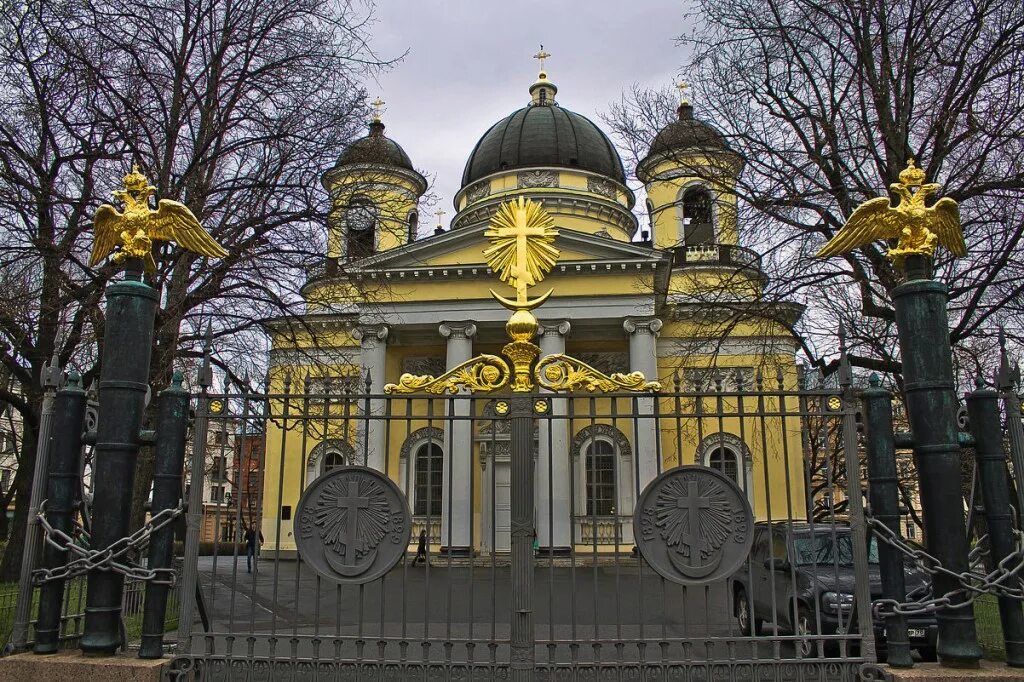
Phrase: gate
[{"left": 167, "top": 364, "right": 875, "bottom": 680}]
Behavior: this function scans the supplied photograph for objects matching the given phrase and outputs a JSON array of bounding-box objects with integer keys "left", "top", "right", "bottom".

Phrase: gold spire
[
  {"left": 370, "top": 97, "right": 385, "bottom": 123},
  {"left": 532, "top": 45, "right": 551, "bottom": 78},
  {"left": 676, "top": 80, "right": 690, "bottom": 106},
  {"left": 529, "top": 45, "right": 557, "bottom": 106}
]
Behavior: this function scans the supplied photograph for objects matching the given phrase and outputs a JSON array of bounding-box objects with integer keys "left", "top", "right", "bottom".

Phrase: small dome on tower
[
  {"left": 334, "top": 119, "right": 415, "bottom": 171},
  {"left": 638, "top": 100, "right": 741, "bottom": 182}
]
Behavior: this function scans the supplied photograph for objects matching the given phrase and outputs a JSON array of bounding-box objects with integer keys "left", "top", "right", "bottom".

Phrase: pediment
[{"left": 354, "top": 224, "right": 663, "bottom": 273}]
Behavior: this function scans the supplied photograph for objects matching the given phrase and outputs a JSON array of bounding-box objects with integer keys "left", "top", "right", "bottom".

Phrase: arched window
[
  {"left": 345, "top": 197, "right": 377, "bottom": 258},
  {"left": 323, "top": 451, "right": 348, "bottom": 475},
  {"left": 707, "top": 446, "right": 740, "bottom": 486},
  {"left": 407, "top": 210, "right": 418, "bottom": 243},
  {"left": 414, "top": 442, "right": 443, "bottom": 516},
  {"left": 585, "top": 440, "right": 616, "bottom": 516},
  {"left": 681, "top": 186, "right": 714, "bottom": 246},
  {"left": 646, "top": 199, "right": 655, "bottom": 231}
]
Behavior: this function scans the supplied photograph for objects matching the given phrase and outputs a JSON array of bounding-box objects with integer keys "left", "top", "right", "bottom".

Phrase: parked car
[{"left": 732, "top": 521, "right": 938, "bottom": 660}]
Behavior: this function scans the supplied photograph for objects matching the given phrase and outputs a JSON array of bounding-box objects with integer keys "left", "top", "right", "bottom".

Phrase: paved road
[{"left": 188, "top": 556, "right": 864, "bottom": 670}]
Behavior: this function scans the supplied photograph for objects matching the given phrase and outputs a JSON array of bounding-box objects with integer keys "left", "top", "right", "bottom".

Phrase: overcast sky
[{"left": 367, "top": 0, "right": 689, "bottom": 226}]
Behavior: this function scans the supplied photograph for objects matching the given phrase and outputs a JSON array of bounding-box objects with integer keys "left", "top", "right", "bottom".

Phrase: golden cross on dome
[
  {"left": 370, "top": 97, "right": 385, "bottom": 122},
  {"left": 677, "top": 80, "right": 690, "bottom": 105},
  {"left": 533, "top": 45, "right": 551, "bottom": 74},
  {"left": 434, "top": 208, "right": 447, "bottom": 228}
]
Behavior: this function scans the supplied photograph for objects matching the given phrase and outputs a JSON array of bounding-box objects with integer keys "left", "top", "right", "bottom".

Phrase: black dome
[
  {"left": 646, "top": 104, "right": 731, "bottom": 158},
  {"left": 336, "top": 121, "right": 414, "bottom": 171},
  {"left": 461, "top": 105, "right": 626, "bottom": 186}
]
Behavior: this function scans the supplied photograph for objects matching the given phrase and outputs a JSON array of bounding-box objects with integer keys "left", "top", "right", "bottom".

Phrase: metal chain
[
  {"left": 866, "top": 514, "right": 1024, "bottom": 618},
  {"left": 32, "top": 499, "right": 184, "bottom": 586}
]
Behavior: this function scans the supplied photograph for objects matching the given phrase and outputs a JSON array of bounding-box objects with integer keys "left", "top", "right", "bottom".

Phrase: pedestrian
[
  {"left": 411, "top": 528, "right": 427, "bottom": 566},
  {"left": 245, "top": 525, "right": 264, "bottom": 574}
]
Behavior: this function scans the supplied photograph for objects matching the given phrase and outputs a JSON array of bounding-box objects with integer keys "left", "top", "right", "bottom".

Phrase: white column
[
  {"left": 439, "top": 321, "right": 476, "bottom": 554},
  {"left": 352, "top": 323, "right": 389, "bottom": 471},
  {"left": 537, "top": 320, "right": 572, "bottom": 554},
  {"left": 623, "top": 317, "right": 663, "bottom": 497}
]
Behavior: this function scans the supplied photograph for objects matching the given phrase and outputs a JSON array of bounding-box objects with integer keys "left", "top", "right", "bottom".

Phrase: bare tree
[
  {"left": 604, "top": 0, "right": 1024, "bottom": 384},
  {"left": 0, "top": 0, "right": 393, "bottom": 579}
]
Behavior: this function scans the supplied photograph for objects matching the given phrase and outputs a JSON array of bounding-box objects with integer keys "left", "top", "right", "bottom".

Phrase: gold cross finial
[
  {"left": 370, "top": 97, "right": 385, "bottom": 122},
  {"left": 434, "top": 208, "right": 447, "bottom": 228},
  {"left": 677, "top": 80, "right": 690, "bottom": 105},
  {"left": 533, "top": 45, "right": 551, "bottom": 75}
]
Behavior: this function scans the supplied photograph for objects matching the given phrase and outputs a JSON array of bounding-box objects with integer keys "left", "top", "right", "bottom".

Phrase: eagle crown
[{"left": 112, "top": 165, "right": 156, "bottom": 212}]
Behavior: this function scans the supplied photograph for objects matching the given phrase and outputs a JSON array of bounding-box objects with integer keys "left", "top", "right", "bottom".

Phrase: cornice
[
  {"left": 453, "top": 166, "right": 636, "bottom": 211},
  {"left": 321, "top": 162, "right": 427, "bottom": 196},
  {"left": 451, "top": 191, "right": 638, "bottom": 237}
]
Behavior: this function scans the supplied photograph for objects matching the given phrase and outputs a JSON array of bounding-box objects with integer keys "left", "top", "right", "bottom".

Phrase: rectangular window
[
  {"left": 212, "top": 456, "right": 227, "bottom": 482},
  {"left": 0, "top": 469, "right": 10, "bottom": 493},
  {"left": 210, "top": 485, "right": 225, "bottom": 503},
  {"left": 281, "top": 505, "right": 292, "bottom": 520}
]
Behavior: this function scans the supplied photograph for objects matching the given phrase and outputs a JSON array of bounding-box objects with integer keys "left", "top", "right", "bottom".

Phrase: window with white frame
[
  {"left": 414, "top": 442, "right": 443, "bottom": 516},
  {"left": 585, "top": 440, "right": 616, "bottom": 516},
  {"left": 707, "top": 446, "right": 740, "bottom": 486}
]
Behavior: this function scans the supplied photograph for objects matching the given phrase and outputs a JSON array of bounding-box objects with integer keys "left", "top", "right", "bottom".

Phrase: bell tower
[
  {"left": 321, "top": 98, "right": 427, "bottom": 263},
  {"left": 637, "top": 84, "right": 744, "bottom": 251}
]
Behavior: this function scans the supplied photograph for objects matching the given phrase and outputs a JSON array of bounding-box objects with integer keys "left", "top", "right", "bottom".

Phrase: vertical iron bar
[
  {"left": 34, "top": 372, "right": 86, "bottom": 653},
  {"left": 838, "top": 340, "right": 877, "bottom": 663},
  {"left": 138, "top": 372, "right": 189, "bottom": 658},
  {"left": 173, "top": 329, "right": 213, "bottom": 656},
  {"left": 9, "top": 354, "right": 61, "bottom": 653},
  {"left": 862, "top": 374, "right": 912, "bottom": 667},
  {"left": 997, "top": 329, "right": 1024, "bottom": 526},
  {"left": 966, "top": 377, "right": 1024, "bottom": 666},
  {"left": 81, "top": 264, "right": 158, "bottom": 654},
  {"left": 509, "top": 396, "right": 535, "bottom": 678}
]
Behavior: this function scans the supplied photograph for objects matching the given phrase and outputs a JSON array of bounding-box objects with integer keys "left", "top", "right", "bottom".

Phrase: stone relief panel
[
  {"left": 576, "top": 352, "right": 629, "bottom": 376},
  {"left": 465, "top": 181, "right": 490, "bottom": 203},
  {"left": 517, "top": 170, "right": 559, "bottom": 189},
  {"left": 587, "top": 176, "right": 618, "bottom": 199},
  {"left": 682, "top": 367, "right": 755, "bottom": 392},
  {"left": 402, "top": 356, "right": 446, "bottom": 377}
]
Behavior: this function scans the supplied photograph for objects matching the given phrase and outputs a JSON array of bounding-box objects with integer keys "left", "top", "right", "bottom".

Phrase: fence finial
[
  {"left": 997, "top": 326, "right": 1020, "bottom": 392},
  {"left": 838, "top": 323, "right": 853, "bottom": 388}
]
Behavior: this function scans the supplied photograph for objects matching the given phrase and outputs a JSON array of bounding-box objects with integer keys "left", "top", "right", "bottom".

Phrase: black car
[{"left": 731, "top": 521, "right": 938, "bottom": 660}]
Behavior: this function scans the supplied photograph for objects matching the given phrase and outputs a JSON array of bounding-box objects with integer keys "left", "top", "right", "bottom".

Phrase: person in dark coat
[
  {"left": 245, "top": 526, "right": 264, "bottom": 573},
  {"left": 411, "top": 528, "right": 427, "bottom": 566}
]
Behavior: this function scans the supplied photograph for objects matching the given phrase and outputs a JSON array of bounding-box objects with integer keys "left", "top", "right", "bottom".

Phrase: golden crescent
[{"left": 489, "top": 288, "right": 553, "bottom": 311}]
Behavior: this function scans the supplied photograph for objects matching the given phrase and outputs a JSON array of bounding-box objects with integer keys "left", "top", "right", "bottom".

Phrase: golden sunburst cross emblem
[
  {"left": 483, "top": 196, "right": 560, "bottom": 310},
  {"left": 90, "top": 165, "right": 228, "bottom": 272},
  {"left": 816, "top": 160, "right": 966, "bottom": 268}
]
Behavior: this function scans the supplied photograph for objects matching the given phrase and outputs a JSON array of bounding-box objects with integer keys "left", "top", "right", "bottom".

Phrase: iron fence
[{"left": 168, "top": 378, "right": 880, "bottom": 680}]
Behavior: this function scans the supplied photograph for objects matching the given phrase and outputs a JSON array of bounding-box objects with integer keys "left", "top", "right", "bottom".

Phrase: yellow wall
[{"left": 643, "top": 155, "right": 740, "bottom": 250}]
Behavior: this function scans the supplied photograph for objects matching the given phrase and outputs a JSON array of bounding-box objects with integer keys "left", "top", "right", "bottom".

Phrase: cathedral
[{"left": 260, "top": 61, "right": 806, "bottom": 557}]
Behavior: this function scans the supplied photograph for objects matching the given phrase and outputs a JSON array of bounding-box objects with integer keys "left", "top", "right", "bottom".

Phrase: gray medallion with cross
[
  {"left": 634, "top": 465, "right": 754, "bottom": 585},
  {"left": 295, "top": 466, "right": 412, "bottom": 584}
]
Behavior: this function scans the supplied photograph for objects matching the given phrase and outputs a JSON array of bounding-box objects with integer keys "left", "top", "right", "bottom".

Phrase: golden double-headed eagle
[
  {"left": 90, "top": 165, "right": 227, "bottom": 271},
  {"left": 816, "top": 159, "right": 966, "bottom": 264}
]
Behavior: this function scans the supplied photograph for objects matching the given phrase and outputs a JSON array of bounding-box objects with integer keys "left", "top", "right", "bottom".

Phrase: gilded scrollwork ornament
[
  {"left": 535, "top": 354, "right": 662, "bottom": 393},
  {"left": 384, "top": 354, "right": 510, "bottom": 394}
]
